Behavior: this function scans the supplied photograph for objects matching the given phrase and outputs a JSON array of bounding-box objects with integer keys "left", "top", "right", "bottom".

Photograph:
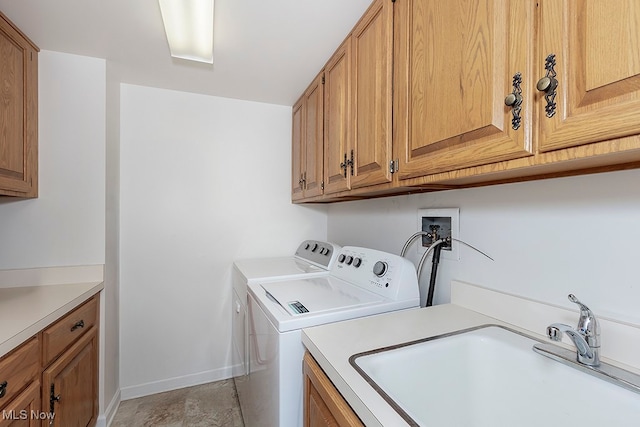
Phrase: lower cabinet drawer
[
  {"left": 0, "top": 338, "right": 39, "bottom": 410},
  {"left": 42, "top": 297, "right": 98, "bottom": 366}
]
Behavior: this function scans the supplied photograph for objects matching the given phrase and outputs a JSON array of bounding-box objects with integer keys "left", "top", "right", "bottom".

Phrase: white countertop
[
  {"left": 302, "top": 304, "right": 524, "bottom": 427},
  {"left": 0, "top": 281, "right": 104, "bottom": 358}
]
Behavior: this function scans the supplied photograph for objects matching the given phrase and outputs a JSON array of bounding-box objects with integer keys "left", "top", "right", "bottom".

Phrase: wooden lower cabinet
[
  {"left": 0, "top": 381, "right": 41, "bottom": 427},
  {"left": 0, "top": 295, "right": 98, "bottom": 427},
  {"left": 42, "top": 327, "right": 97, "bottom": 427},
  {"left": 303, "top": 352, "right": 363, "bottom": 427}
]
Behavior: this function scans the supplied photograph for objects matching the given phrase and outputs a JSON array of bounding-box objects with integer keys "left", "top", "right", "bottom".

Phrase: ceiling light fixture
[{"left": 158, "top": 0, "right": 214, "bottom": 64}]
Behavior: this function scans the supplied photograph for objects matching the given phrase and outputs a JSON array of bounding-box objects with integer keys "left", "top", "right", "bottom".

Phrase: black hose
[{"left": 425, "top": 243, "right": 442, "bottom": 307}]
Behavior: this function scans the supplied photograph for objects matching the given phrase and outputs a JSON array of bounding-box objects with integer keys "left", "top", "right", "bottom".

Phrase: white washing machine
[
  {"left": 243, "top": 246, "right": 420, "bottom": 427},
  {"left": 232, "top": 241, "right": 341, "bottom": 380}
]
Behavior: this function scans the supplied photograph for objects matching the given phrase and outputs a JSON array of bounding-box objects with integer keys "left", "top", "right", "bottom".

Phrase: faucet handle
[
  {"left": 567, "top": 294, "right": 600, "bottom": 343},
  {"left": 568, "top": 294, "right": 593, "bottom": 317}
]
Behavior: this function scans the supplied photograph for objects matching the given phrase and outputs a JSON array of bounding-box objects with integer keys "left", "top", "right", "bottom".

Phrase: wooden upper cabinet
[
  {"left": 350, "top": 0, "right": 393, "bottom": 189},
  {"left": 537, "top": 0, "right": 640, "bottom": 152},
  {"left": 0, "top": 11, "right": 38, "bottom": 197},
  {"left": 394, "top": 0, "right": 535, "bottom": 180},
  {"left": 292, "top": 72, "right": 324, "bottom": 201},
  {"left": 292, "top": 98, "right": 305, "bottom": 201},
  {"left": 324, "top": 39, "right": 352, "bottom": 195},
  {"left": 303, "top": 74, "right": 324, "bottom": 198}
]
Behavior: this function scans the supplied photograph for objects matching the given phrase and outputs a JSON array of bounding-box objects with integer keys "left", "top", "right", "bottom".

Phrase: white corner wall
[
  {"left": 0, "top": 50, "right": 106, "bottom": 269},
  {"left": 119, "top": 84, "right": 327, "bottom": 397},
  {"left": 328, "top": 169, "right": 640, "bottom": 326}
]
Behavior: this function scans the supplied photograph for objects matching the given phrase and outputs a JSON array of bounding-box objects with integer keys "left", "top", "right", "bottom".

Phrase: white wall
[
  {"left": 328, "top": 169, "right": 640, "bottom": 326},
  {"left": 0, "top": 50, "right": 105, "bottom": 269},
  {"left": 119, "top": 84, "right": 327, "bottom": 397},
  {"left": 102, "top": 61, "right": 121, "bottom": 424}
]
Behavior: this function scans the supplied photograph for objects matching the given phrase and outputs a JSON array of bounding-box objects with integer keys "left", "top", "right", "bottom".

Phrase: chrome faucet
[{"left": 546, "top": 294, "right": 600, "bottom": 367}]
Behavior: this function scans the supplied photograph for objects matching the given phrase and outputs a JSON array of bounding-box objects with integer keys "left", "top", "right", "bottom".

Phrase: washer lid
[
  {"left": 261, "top": 277, "right": 383, "bottom": 316},
  {"left": 234, "top": 257, "right": 327, "bottom": 283},
  {"left": 250, "top": 278, "right": 418, "bottom": 332}
]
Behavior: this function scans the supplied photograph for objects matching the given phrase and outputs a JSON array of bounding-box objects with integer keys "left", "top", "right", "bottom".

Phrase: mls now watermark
[{"left": 2, "top": 410, "right": 55, "bottom": 421}]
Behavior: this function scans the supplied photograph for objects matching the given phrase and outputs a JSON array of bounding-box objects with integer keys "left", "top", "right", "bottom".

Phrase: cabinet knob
[
  {"left": 0, "top": 381, "right": 7, "bottom": 398},
  {"left": 536, "top": 76, "right": 557, "bottom": 93},
  {"left": 504, "top": 93, "right": 522, "bottom": 107}
]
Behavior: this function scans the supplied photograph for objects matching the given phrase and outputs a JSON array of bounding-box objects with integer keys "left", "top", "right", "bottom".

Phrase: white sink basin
[{"left": 351, "top": 325, "right": 640, "bottom": 426}]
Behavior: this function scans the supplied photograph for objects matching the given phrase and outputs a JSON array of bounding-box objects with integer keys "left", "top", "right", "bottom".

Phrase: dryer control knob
[
  {"left": 353, "top": 258, "right": 362, "bottom": 268},
  {"left": 345, "top": 256, "right": 354, "bottom": 265},
  {"left": 311, "top": 243, "right": 319, "bottom": 252},
  {"left": 338, "top": 254, "right": 346, "bottom": 263},
  {"left": 373, "top": 261, "right": 388, "bottom": 277}
]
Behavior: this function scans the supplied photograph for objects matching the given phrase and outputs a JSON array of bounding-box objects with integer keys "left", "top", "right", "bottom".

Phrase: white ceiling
[{"left": 0, "top": 0, "right": 373, "bottom": 106}]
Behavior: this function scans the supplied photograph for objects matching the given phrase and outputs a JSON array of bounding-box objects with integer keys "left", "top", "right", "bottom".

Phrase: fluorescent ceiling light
[{"left": 158, "top": 0, "right": 214, "bottom": 64}]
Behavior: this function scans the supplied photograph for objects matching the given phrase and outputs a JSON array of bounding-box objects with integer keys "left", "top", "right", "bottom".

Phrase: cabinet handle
[
  {"left": 504, "top": 72, "right": 523, "bottom": 130},
  {"left": 537, "top": 54, "right": 558, "bottom": 118},
  {"left": 49, "top": 384, "right": 61, "bottom": 415},
  {"left": 340, "top": 153, "right": 348, "bottom": 178},
  {"left": 0, "top": 381, "right": 7, "bottom": 398},
  {"left": 71, "top": 320, "right": 85, "bottom": 332}
]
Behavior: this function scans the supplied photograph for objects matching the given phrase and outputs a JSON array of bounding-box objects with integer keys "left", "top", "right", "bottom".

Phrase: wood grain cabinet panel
[
  {"left": 394, "top": 0, "right": 535, "bottom": 179},
  {"left": 292, "top": 71, "right": 325, "bottom": 201},
  {"left": 42, "top": 327, "right": 98, "bottom": 427},
  {"left": 292, "top": 98, "right": 305, "bottom": 201},
  {"left": 323, "top": 39, "right": 352, "bottom": 195},
  {"left": 0, "top": 11, "right": 38, "bottom": 197},
  {"left": 42, "top": 298, "right": 98, "bottom": 367},
  {"left": 0, "top": 338, "right": 39, "bottom": 409},
  {"left": 303, "top": 352, "right": 363, "bottom": 427},
  {"left": 537, "top": 0, "right": 640, "bottom": 152},
  {"left": 350, "top": 0, "right": 393, "bottom": 189},
  {"left": 0, "top": 381, "right": 41, "bottom": 427}
]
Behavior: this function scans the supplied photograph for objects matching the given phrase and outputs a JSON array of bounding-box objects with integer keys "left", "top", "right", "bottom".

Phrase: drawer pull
[
  {"left": 0, "top": 381, "right": 7, "bottom": 398},
  {"left": 71, "top": 320, "right": 85, "bottom": 331}
]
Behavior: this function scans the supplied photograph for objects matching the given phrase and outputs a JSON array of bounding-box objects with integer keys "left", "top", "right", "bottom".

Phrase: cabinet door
[
  {"left": 42, "top": 328, "right": 97, "bottom": 427},
  {"left": 537, "top": 0, "right": 640, "bottom": 152},
  {"left": 350, "top": 0, "right": 393, "bottom": 189},
  {"left": 0, "top": 12, "right": 38, "bottom": 197},
  {"left": 324, "top": 40, "right": 352, "bottom": 195},
  {"left": 0, "top": 381, "right": 40, "bottom": 427},
  {"left": 303, "top": 73, "right": 324, "bottom": 198},
  {"left": 394, "top": 0, "right": 535, "bottom": 179},
  {"left": 292, "top": 98, "right": 305, "bottom": 201},
  {"left": 303, "top": 353, "right": 363, "bottom": 427}
]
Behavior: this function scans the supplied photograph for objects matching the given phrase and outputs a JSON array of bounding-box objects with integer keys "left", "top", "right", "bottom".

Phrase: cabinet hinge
[
  {"left": 389, "top": 159, "right": 399, "bottom": 174},
  {"left": 322, "top": 75, "right": 325, "bottom": 85},
  {"left": 321, "top": 181, "right": 325, "bottom": 191}
]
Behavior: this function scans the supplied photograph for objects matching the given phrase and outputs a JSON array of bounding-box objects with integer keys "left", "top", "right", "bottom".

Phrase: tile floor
[{"left": 111, "top": 379, "right": 245, "bottom": 427}]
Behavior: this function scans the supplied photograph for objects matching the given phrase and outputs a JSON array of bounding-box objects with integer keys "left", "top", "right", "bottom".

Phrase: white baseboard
[
  {"left": 120, "top": 366, "right": 235, "bottom": 401},
  {"left": 99, "top": 389, "right": 121, "bottom": 427}
]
